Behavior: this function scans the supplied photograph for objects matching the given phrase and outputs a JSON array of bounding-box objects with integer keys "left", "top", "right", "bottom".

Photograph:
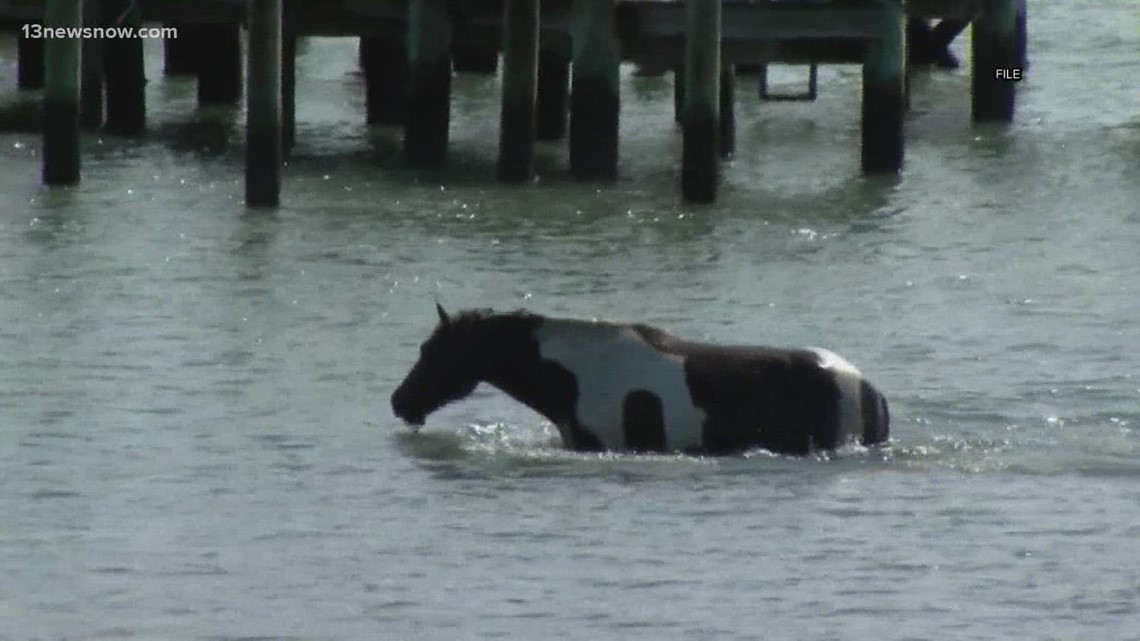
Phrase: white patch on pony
[
  {"left": 535, "top": 320, "right": 706, "bottom": 450},
  {"left": 809, "top": 347, "right": 864, "bottom": 445}
]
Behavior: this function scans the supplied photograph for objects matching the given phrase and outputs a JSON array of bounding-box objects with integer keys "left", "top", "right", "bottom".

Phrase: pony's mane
[
  {"left": 449, "top": 308, "right": 538, "bottom": 326},
  {"left": 427, "top": 308, "right": 541, "bottom": 341}
]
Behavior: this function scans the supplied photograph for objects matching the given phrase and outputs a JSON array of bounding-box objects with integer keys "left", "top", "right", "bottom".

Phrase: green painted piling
[
  {"left": 972, "top": 0, "right": 1018, "bottom": 122},
  {"left": 719, "top": 64, "right": 734, "bottom": 158},
  {"left": 361, "top": 36, "right": 408, "bottom": 125},
  {"left": 18, "top": 26, "right": 46, "bottom": 89},
  {"left": 861, "top": 0, "right": 905, "bottom": 173},
  {"left": 569, "top": 0, "right": 620, "bottom": 180},
  {"left": 405, "top": 0, "right": 452, "bottom": 166},
  {"left": 246, "top": 0, "right": 283, "bottom": 206},
  {"left": 198, "top": 24, "right": 243, "bottom": 105},
  {"left": 102, "top": 0, "right": 145, "bottom": 135},
  {"left": 681, "top": 0, "right": 720, "bottom": 202},
  {"left": 163, "top": 23, "right": 197, "bottom": 75},
  {"left": 536, "top": 49, "right": 568, "bottom": 140},
  {"left": 498, "top": 0, "right": 540, "bottom": 181},
  {"left": 80, "top": 0, "right": 104, "bottom": 129},
  {"left": 42, "top": 0, "right": 83, "bottom": 185}
]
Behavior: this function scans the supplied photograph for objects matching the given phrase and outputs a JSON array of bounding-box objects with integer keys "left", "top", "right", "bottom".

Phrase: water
[{"left": 1, "top": 2, "right": 1138, "bottom": 639}]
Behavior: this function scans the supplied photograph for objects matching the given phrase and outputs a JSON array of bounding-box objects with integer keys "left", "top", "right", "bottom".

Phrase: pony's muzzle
[{"left": 390, "top": 389, "right": 424, "bottom": 427}]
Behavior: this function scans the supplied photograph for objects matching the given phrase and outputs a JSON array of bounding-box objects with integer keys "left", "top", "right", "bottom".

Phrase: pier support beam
[
  {"left": 861, "top": 0, "right": 905, "bottom": 173},
  {"left": 198, "top": 23, "right": 243, "bottom": 105},
  {"left": 282, "top": 1, "right": 297, "bottom": 155},
  {"left": 361, "top": 36, "right": 408, "bottom": 124},
  {"left": 681, "top": 0, "right": 720, "bottom": 202},
  {"left": 102, "top": 0, "right": 145, "bottom": 135},
  {"left": 80, "top": 0, "right": 104, "bottom": 129},
  {"left": 498, "top": 0, "right": 540, "bottom": 181},
  {"left": 246, "top": 0, "right": 283, "bottom": 206},
  {"left": 719, "top": 64, "right": 734, "bottom": 158},
  {"left": 569, "top": 0, "right": 620, "bottom": 180},
  {"left": 163, "top": 23, "right": 197, "bottom": 75},
  {"left": 18, "top": 26, "right": 46, "bottom": 89},
  {"left": 405, "top": 0, "right": 452, "bottom": 166},
  {"left": 42, "top": 0, "right": 83, "bottom": 186},
  {"left": 972, "top": 0, "right": 1018, "bottom": 122},
  {"left": 536, "top": 49, "right": 568, "bottom": 140}
]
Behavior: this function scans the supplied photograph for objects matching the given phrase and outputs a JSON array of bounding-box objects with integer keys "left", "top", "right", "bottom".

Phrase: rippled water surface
[{"left": 1, "top": 2, "right": 1139, "bottom": 639}]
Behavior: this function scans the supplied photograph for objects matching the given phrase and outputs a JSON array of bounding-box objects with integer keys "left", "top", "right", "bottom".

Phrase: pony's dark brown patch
[
  {"left": 622, "top": 389, "right": 667, "bottom": 452},
  {"left": 681, "top": 346, "right": 841, "bottom": 454}
]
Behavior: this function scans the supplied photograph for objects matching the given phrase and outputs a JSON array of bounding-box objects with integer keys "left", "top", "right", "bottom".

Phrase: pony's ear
[{"left": 436, "top": 302, "right": 450, "bottom": 327}]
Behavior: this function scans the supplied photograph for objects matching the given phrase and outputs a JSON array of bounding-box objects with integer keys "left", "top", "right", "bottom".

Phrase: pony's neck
[{"left": 474, "top": 314, "right": 583, "bottom": 427}]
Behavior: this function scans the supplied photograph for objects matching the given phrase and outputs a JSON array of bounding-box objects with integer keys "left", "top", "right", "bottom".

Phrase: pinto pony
[{"left": 391, "top": 306, "right": 890, "bottom": 456}]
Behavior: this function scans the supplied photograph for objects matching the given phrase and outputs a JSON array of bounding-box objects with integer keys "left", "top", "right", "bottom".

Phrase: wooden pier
[{"left": 1, "top": 0, "right": 1028, "bottom": 204}]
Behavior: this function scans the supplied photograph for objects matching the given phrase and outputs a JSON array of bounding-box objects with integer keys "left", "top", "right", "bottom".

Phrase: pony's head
[{"left": 391, "top": 304, "right": 483, "bottom": 426}]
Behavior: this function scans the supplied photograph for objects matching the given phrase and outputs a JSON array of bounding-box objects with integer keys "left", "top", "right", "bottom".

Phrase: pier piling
[
  {"left": 163, "top": 23, "right": 197, "bottom": 75},
  {"left": 246, "top": 0, "right": 283, "bottom": 206},
  {"left": 18, "top": 26, "right": 46, "bottom": 89},
  {"left": 719, "top": 65, "right": 734, "bottom": 158},
  {"left": 102, "top": 0, "right": 145, "bottom": 135},
  {"left": 681, "top": 0, "right": 721, "bottom": 202},
  {"left": 569, "top": 0, "right": 620, "bottom": 180},
  {"left": 535, "top": 49, "right": 569, "bottom": 140},
  {"left": 282, "top": 1, "right": 297, "bottom": 154},
  {"left": 972, "top": 0, "right": 1018, "bottom": 122},
  {"left": 197, "top": 23, "right": 243, "bottom": 105},
  {"left": 405, "top": 0, "right": 452, "bottom": 166},
  {"left": 80, "top": 0, "right": 104, "bottom": 129},
  {"left": 861, "top": 0, "right": 905, "bottom": 173},
  {"left": 498, "top": 0, "right": 540, "bottom": 181},
  {"left": 361, "top": 36, "right": 408, "bottom": 125},
  {"left": 42, "top": 0, "right": 83, "bottom": 185}
]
